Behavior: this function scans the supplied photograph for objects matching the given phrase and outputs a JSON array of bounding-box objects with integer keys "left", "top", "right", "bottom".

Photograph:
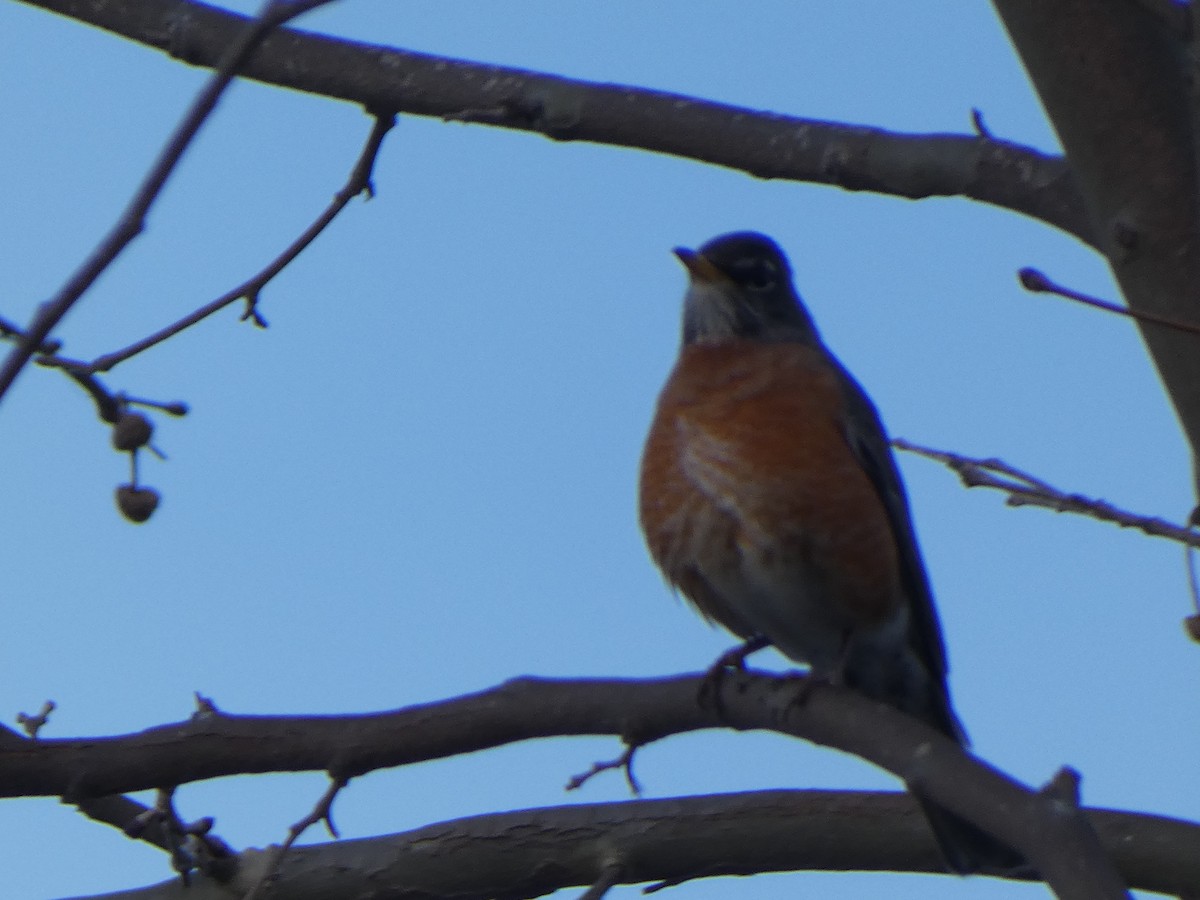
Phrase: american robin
[{"left": 638, "top": 231, "right": 1025, "bottom": 876}]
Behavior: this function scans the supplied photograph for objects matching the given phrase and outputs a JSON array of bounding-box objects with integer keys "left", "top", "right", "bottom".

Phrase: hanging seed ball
[
  {"left": 112, "top": 412, "right": 154, "bottom": 451},
  {"left": 1184, "top": 614, "right": 1200, "bottom": 644},
  {"left": 115, "top": 484, "right": 160, "bottom": 523}
]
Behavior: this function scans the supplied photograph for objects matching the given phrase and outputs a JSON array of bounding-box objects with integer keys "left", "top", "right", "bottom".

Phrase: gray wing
[{"left": 826, "top": 352, "right": 950, "bottom": 685}]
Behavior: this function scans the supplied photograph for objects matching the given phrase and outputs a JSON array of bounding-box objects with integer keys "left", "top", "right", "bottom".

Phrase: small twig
[
  {"left": 894, "top": 437, "right": 1200, "bottom": 548},
  {"left": 567, "top": 742, "right": 643, "bottom": 796},
  {"left": 123, "top": 395, "right": 189, "bottom": 417},
  {"left": 3, "top": 323, "right": 125, "bottom": 421},
  {"left": 1039, "top": 766, "right": 1083, "bottom": 806},
  {"left": 0, "top": 721, "right": 234, "bottom": 867},
  {"left": 240, "top": 290, "right": 270, "bottom": 328},
  {"left": 242, "top": 774, "right": 349, "bottom": 900},
  {"left": 1018, "top": 266, "right": 1200, "bottom": 337},
  {"left": 16, "top": 700, "right": 55, "bottom": 739},
  {"left": 577, "top": 861, "right": 624, "bottom": 900},
  {"left": 1184, "top": 542, "right": 1200, "bottom": 643},
  {"left": 192, "top": 691, "right": 221, "bottom": 718},
  {"left": 970, "top": 107, "right": 992, "bottom": 139},
  {"left": 0, "top": 314, "right": 60, "bottom": 355},
  {"left": 0, "top": 0, "right": 340, "bottom": 403},
  {"left": 43, "top": 111, "right": 394, "bottom": 376},
  {"left": 124, "top": 787, "right": 217, "bottom": 884},
  {"left": 644, "top": 875, "right": 696, "bottom": 894}
]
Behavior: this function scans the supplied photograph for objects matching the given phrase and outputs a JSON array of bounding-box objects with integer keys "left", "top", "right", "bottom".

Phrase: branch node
[
  {"left": 577, "top": 860, "right": 624, "bottom": 900},
  {"left": 0, "top": 0, "right": 340, "bottom": 402},
  {"left": 242, "top": 774, "right": 350, "bottom": 900},
  {"left": 1018, "top": 265, "right": 1200, "bottom": 337},
  {"left": 567, "top": 742, "right": 643, "bottom": 796},
  {"left": 970, "top": 107, "right": 993, "bottom": 139},
  {"left": 240, "top": 291, "right": 269, "bottom": 328},
  {"left": 16, "top": 700, "right": 56, "bottom": 739},
  {"left": 894, "top": 437, "right": 1200, "bottom": 548},
  {"left": 192, "top": 692, "right": 221, "bottom": 719},
  {"left": 1110, "top": 217, "right": 1141, "bottom": 261}
]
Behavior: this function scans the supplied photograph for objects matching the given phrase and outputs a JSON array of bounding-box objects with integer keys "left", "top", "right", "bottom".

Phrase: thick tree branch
[
  {"left": 60, "top": 793, "right": 1200, "bottom": 900},
  {"left": 17, "top": 0, "right": 1094, "bottom": 249},
  {"left": 993, "top": 0, "right": 1200, "bottom": 493},
  {"left": 5, "top": 672, "right": 1126, "bottom": 896}
]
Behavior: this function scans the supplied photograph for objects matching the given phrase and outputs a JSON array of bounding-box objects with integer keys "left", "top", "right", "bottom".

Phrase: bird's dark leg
[
  {"left": 792, "top": 628, "right": 853, "bottom": 708},
  {"left": 698, "top": 633, "right": 770, "bottom": 716}
]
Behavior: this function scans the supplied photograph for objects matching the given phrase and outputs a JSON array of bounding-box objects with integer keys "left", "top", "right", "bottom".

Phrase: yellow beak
[{"left": 673, "top": 247, "right": 728, "bottom": 284}]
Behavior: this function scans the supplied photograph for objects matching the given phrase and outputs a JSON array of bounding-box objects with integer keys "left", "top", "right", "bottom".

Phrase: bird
[{"left": 638, "top": 231, "right": 1025, "bottom": 876}]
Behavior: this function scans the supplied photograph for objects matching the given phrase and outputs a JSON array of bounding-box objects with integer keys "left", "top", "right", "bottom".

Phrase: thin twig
[
  {"left": 578, "top": 861, "right": 624, "bottom": 900},
  {"left": 0, "top": 0, "right": 340, "bottom": 403},
  {"left": 645, "top": 875, "right": 693, "bottom": 894},
  {"left": 567, "top": 742, "right": 643, "bottom": 796},
  {"left": 1018, "top": 266, "right": 1200, "bottom": 337},
  {"left": 45, "top": 111, "right": 394, "bottom": 374},
  {"left": 123, "top": 787, "right": 213, "bottom": 883},
  {"left": 1184, "top": 545, "right": 1200, "bottom": 643},
  {"left": 2, "top": 321, "right": 126, "bottom": 421},
  {"left": 0, "top": 720, "right": 234, "bottom": 865},
  {"left": 15, "top": 701, "right": 55, "bottom": 739},
  {"left": 0, "top": 313, "right": 60, "bottom": 355},
  {"left": 242, "top": 774, "right": 349, "bottom": 900},
  {"left": 970, "top": 107, "right": 992, "bottom": 139},
  {"left": 894, "top": 437, "right": 1200, "bottom": 548}
]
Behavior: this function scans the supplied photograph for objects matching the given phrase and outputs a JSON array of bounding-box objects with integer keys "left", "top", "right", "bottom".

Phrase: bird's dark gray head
[{"left": 674, "top": 231, "right": 818, "bottom": 346}]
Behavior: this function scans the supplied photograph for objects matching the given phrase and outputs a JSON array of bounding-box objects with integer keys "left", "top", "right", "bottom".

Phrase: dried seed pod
[
  {"left": 115, "top": 484, "right": 160, "bottom": 523},
  {"left": 112, "top": 412, "right": 154, "bottom": 452}
]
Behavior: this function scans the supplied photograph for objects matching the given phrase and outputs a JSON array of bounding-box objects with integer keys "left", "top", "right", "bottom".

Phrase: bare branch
[
  {"left": 242, "top": 775, "right": 348, "bottom": 900},
  {"left": 0, "top": 0, "right": 340, "bottom": 404},
  {"left": 15, "top": 0, "right": 1092, "bottom": 249},
  {"left": 37, "top": 112, "right": 394, "bottom": 376},
  {"left": 0, "top": 672, "right": 1123, "bottom": 894},
  {"left": 90, "top": 792, "right": 1200, "bottom": 899},
  {"left": 567, "top": 742, "right": 642, "bottom": 795},
  {"left": 993, "top": 0, "right": 1200, "bottom": 493},
  {"left": 2, "top": 320, "right": 127, "bottom": 423},
  {"left": 1019, "top": 266, "right": 1200, "bottom": 338},
  {"left": 894, "top": 438, "right": 1200, "bottom": 548}
]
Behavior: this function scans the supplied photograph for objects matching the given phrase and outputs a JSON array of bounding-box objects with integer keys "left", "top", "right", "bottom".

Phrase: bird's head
[{"left": 674, "top": 231, "right": 818, "bottom": 346}]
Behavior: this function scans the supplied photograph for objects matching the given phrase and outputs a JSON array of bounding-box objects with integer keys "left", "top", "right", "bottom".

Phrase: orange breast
[{"left": 638, "top": 341, "right": 902, "bottom": 650}]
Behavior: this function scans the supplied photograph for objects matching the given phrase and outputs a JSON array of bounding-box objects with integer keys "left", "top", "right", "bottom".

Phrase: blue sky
[{"left": 3, "top": 3, "right": 1195, "bottom": 898}]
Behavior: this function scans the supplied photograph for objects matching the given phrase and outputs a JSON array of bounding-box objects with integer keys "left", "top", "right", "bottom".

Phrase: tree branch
[
  {"left": 59, "top": 792, "right": 1200, "bottom": 900},
  {"left": 37, "top": 110, "right": 395, "bottom": 376},
  {"left": 4, "top": 671, "right": 1126, "bottom": 896},
  {"left": 992, "top": 0, "right": 1200, "bottom": 493},
  {"left": 0, "top": 0, "right": 339, "bottom": 404},
  {"left": 894, "top": 438, "right": 1200, "bottom": 547},
  {"left": 1020, "top": 265, "right": 1200, "bottom": 338},
  {"left": 16, "top": 0, "right": 1094, "bottom": 249}
]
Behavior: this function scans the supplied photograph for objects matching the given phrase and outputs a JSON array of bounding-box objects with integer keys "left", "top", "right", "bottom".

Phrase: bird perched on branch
[{"left": 638, "top": 231, "right": 1025, "bottom": 875}]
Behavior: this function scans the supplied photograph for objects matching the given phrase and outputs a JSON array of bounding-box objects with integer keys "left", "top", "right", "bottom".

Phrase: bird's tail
[
  {"left": 847, "top": 653, "right": 1030, "bottom": 876},
  {"left": 914, "top": 795, "right": 1030, "bottom": 876},
  {"left": 907, "top": 683, "right": 1031, "bottom": 876}
]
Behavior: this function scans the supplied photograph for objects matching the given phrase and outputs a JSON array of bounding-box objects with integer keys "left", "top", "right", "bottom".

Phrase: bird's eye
[{"left": 734, "top": 258, "right": 778, "bottom": 291}]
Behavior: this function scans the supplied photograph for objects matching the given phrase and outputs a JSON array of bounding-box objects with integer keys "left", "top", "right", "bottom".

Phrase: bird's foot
[{"left": 698, "top": 634, "right": 770, "bottom": 717}]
